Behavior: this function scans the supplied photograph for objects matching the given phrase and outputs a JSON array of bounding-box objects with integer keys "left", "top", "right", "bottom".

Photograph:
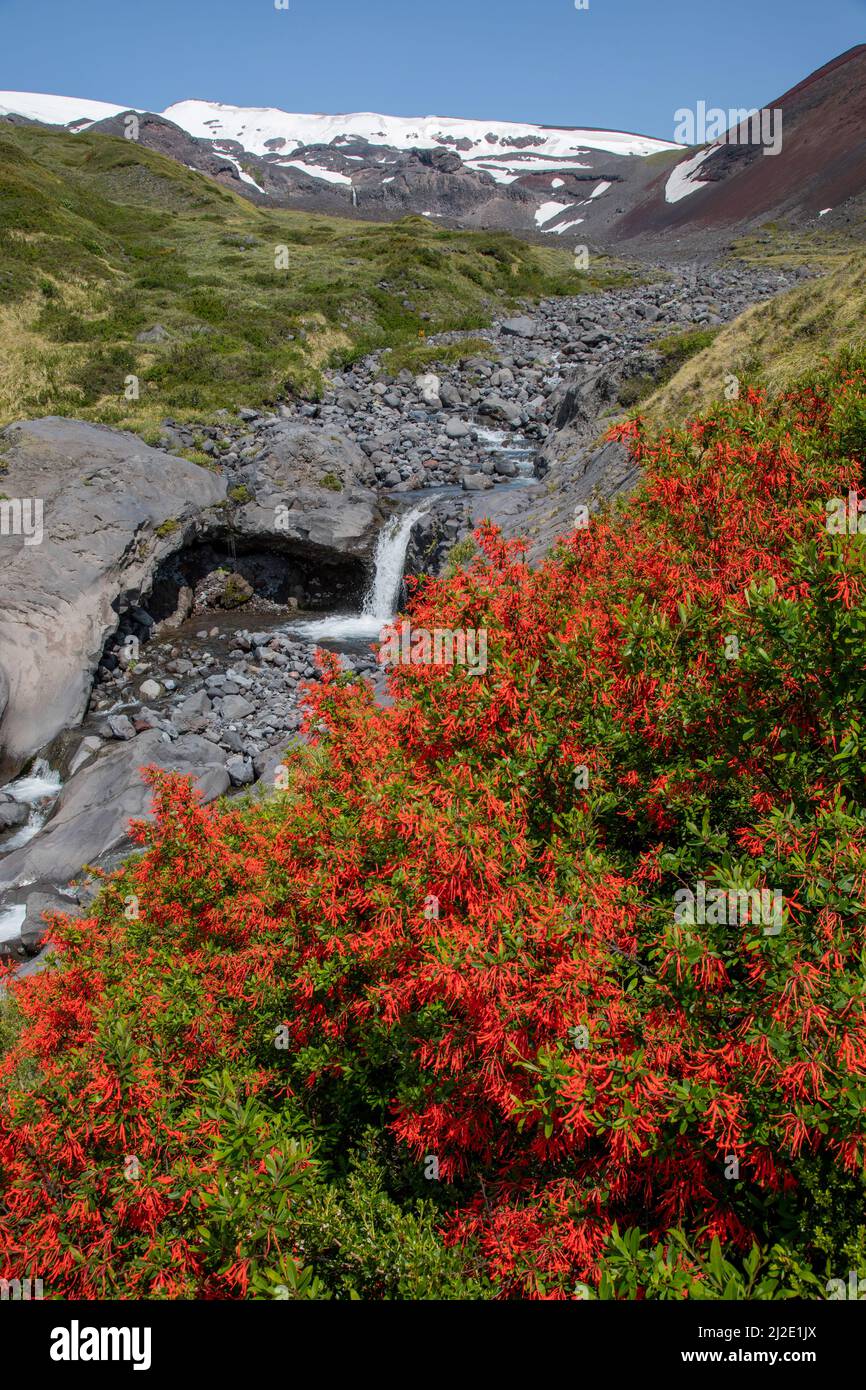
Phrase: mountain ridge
[
  {"left": 0, "top": 89, "right": 682, "bottom": 237},
  {"left": 2, "top": 47, "right": 864, "bottom": 247}
]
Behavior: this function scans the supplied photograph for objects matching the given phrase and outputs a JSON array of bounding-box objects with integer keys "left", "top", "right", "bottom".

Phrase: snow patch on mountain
[
  {"left": 216, "top": 152, "right": 266, "bottom": 192},
  {"left": 665, "top": 146, "right": 720, "bottom": 203},
  {"left": 279, "top": 161, "right": 353, "bottom": 185},
  {"left": 534, "top": 201, "right": 575, "bottom": 227}
]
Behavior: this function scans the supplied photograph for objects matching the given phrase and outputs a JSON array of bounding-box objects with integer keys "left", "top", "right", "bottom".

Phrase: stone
[
  {"left": 136, "top": 323, "right": 169, "bottom": 343},
  {"left": 501, "top": 316, "right": 535, "bottom": 339},
  {"left": 0, "top": 418, "right": 226, "bottom": 780},
  {"left": 0, "top": 732, "right": 231, "bottom": 892},
  {"left": 0, "top": 797, "right": 27, "bottom": 832},
  {"left": 226, "top": 756, "right": 255, "bottom": 787},
  {"left": 220, "top": 694, "right": 255, "bottom": 722},
  {"left": 107, "top": 715, "right": 136, "bottom": 741},
  {"left": 480, "top": 396, "right": 522, "bottom": 425},
  {"left": 19, "top": 889, "right": 83, "bottom": 953},
  {"left": 445, "top": 418, "right": 472, "bottom": 439},
  {"left": 173, "top": 689, "right": 213, "bottom": 734}
]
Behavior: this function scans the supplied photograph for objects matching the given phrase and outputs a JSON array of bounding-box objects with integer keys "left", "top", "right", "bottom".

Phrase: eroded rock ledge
[{"left": 0, "top": 416, "right": 384, "bottom": 781}]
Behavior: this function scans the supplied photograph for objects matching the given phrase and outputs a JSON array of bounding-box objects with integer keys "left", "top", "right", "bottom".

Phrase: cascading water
[
  {"left": 0, "top": 903, "right": 26, "bottom": 947},
  {"left": 474, "top": 426, "right": 537, "bottom": 480},
  {"left": 362, "top": 503, "right": 430, "bottom": 621},
  {"left": 290, "top": 502, "right": 429, "bottom": 643},
  {"left": 0, "top": 758, "right": 62, "bottom": 854}
]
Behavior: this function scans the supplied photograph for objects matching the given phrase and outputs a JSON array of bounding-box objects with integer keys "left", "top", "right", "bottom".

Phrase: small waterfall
[
  {"left": 291, "top": 502, "right": 429, "bottom": 642},
  {"left": 474, "top": 426, "right": 536, "bottom": 480},
  {"left": 0, "top": 758, "right": 62, "bottom": 854},
  {"left": 362, "top": 503, "right": 429, "bottom": 620},
  {"left": 0, "top": 903, "right": 26, "bottom": 946}
]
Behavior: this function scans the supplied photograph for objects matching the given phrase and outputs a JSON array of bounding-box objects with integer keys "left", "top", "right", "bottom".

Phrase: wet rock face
[{"left": 0, "top": 795, "right": 28, "bottom": 836}]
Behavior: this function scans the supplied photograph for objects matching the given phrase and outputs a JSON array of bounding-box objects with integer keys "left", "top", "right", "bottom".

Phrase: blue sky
[{"left": 0, "top": 0, "right": 863, "bottom": 139}]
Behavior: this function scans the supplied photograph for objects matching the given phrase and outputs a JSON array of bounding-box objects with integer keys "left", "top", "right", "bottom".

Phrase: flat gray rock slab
[
  {"left": 0, "top": 417, "right": 227, "bottom": 779},
  {"left": 0, "top": 731, "right": 230, "bottom": 892}
]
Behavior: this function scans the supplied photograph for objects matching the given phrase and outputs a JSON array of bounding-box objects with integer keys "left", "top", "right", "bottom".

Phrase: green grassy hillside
[
  {"left": 641, "top": 252, "right": 866, "bottom": 425},
  {"left": 0, "top": 123, "right": 625, "bottom": 434}
]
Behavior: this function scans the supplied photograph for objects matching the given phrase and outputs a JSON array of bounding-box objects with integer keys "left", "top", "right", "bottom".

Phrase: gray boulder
[
  {"left": 479, "top": 396, "right": 522, "bottom": 425},
  {"left": 445, "top": 418, "right": 472, "bottom": 439},
  {"left": 20, "top": 889, "right": 84, "bottom": 953},
  {"left": 0, "top": 731, "right": 230, "bottom": 892},
  {"left": 501, "top": 316, "right": 536, "bottom": 339},
  {"left": 220, "top": 694, "right": 255, "bottom": 722},
  {"left": 229, "top": 422, "right": 384, "bottom": 562},
  {"left": 226, "top": 756, "right": 255, "bottom": 787},
  {"left": 174, "top": 689, "right": 213, "bottom": 730},
  {"left": 0, "top": 795, "right": 27, "bottom": 833},
  {"left": 107, "top": 714, "right": 136, "bottom": 741},
  {"left": 136, "top": 324, "right": 170, "bottom": 343},
  {"left": 0, "top": 418, "right": 227, "bottom": 780}
]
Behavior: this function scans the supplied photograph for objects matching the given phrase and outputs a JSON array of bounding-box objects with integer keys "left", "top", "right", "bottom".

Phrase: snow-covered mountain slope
[
  {"left": 0, "top": 92, "right": 678, "bottom": 163},
  {"left": 0, "top": 90, "right": 684, "bottom": 237},
  {"left": 160, "top": 100, "right": 680, "bottom": 167},
  {"left": 0, "top": 91, "right": 127, "bottom": 127}
]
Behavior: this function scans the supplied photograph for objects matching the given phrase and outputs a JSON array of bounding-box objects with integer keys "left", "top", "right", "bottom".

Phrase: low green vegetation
[
  {"left": 0, "top": 123, "right": 628, "bottom": 433},
  {"left": 617, "top": 326, "right": 720, "bottom": 408},
  {"left": 730, "top": 219, "right": 866, "bottom": 271},
  {"left": 642, "top": 252, "right": 866, "bottom": 425},
  {"left": 377, "top": 336, "right": 498, "bottom": 379},
  {"left": 443, "top": 534, "right": 478, "bottom": 576}
]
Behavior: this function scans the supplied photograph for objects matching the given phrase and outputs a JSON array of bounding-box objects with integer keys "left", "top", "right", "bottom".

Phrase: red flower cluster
[{"left": 1, "top": 362, "right": 865, "bottom": 1298}]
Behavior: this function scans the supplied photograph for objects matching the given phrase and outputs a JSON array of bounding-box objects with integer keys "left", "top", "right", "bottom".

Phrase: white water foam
[
  {"left": 475, "top": 426, "right": 536, "bottom": 477},
  {"left": 0, "top": 903, "right": 26, "bottom": 945},
  {"left": 1, "top": 759, "right": 63, "bottom": 853}
]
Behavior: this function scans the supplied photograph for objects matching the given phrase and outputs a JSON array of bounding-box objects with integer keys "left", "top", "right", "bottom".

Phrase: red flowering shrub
[{"left": 2, "top": 354, "right": 866, "bottom": 1299}]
